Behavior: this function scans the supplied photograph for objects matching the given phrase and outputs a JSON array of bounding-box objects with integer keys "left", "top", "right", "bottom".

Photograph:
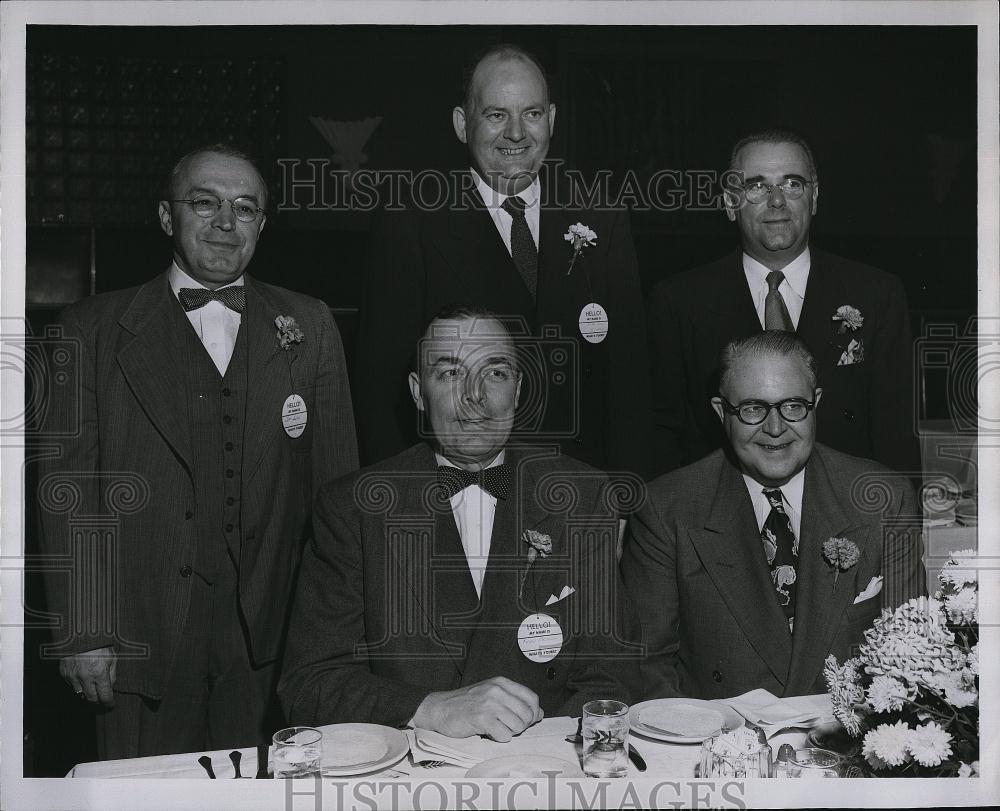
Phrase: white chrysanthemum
[
  {"left": 860, "top": 598, "right": 964, "bottom": 684},
  {"left": 908, "top": 721, "right": 953, "bottom": 767},
  {"left": 967, "top": 644, "right": 979, "bottom": 676},
  {"left": 944, "top": 587, "right": 978, "bottom": 624},
  {"left": 862, "top": 721, "right": 911, "bottom": 768},
  {"left": 824, "top": 655, "right": 866, "bottom": 734},
  {"left": 866, "top": 675, "right": 908, "bottom": 713},
  {"left": 923, "top": 670, "right": 978, "bottom": 708},
  {"left": 939, "top": 549, "right": 979, "bottom": 588}
]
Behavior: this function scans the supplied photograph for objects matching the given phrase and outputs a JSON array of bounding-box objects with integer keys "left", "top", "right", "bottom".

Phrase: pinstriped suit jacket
[{"left": 36, "top": 272, "right": 358, "bottom": 697}]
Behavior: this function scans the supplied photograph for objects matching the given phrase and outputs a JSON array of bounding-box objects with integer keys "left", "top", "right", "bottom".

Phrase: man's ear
[
  {"left": 813, "top": 387, "right": 823, "bottom": 409},
  {"left": 548, "top": 103, "right": 556, "bottom": 137},
  {"left": 810, "top": 181, "right": 820, "bottom": 215},
  {"left": 513, "top": 372, "right": 523, "bottom": 409},
  {"left": 711, "top": 396, "right": 725, "bottom": 423},
  {"left": 257, "top": 214, "right": 266, "bottom": 237},
  {"left": 158, "top": 201, "right": 173, "bottom": 236},
  {"left": 408, "top": 371, "right": 424, "bottom": 411},
  {"left": 452, "top": 106, "right": 468, "bottom": 144}
]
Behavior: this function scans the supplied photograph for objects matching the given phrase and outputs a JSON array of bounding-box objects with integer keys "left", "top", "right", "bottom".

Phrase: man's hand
[
  {"left": 60, "top": 646, "right": 117, "bottom": 707},
  {"left": 411, "top": 677, "right": 543, "bottom": 742}
]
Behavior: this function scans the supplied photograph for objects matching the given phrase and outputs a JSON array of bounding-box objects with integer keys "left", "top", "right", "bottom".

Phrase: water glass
[
  {"left": 582, "top": 699, "right": 629, "bottom": 778},
  {"left": 272, "top": 726, "right": 323, "bottom": 778},
  {"left": 786, "top": 747, "right": 841, "bottom": 778}
]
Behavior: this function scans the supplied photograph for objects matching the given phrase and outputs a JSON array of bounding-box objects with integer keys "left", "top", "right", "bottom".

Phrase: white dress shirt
[
  {"left": 436, "top": 450, "right": 506, "bottom": 598},
  {"left": 472, "top": 168, "right": 541, "bottom": 254},
  {"left": 742, "top": 467, "right": 805, "bottom": 542},
  {"left": 168, "top": 263, "right": 244, "bottom": 375},
  {"left": 742, "top": 247, "right": 811, "bottom": 330}
]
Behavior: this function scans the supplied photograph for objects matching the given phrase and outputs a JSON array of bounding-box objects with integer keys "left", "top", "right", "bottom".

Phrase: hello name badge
[
  {"left": 578, "top": 302, "right": 609, "bottom": 344},
  {"left": 281, "top": 394, "right": 308, "bottom": 438},
  {"left": 517, "top": 613, "right": 563, "bottom": 663}
]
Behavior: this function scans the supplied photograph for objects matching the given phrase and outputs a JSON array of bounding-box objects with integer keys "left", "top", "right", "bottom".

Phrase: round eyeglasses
[
  {"left": 741, "top": 177, "right": 813, "bottom": 204},
  {"left": 172, "top": 196, "right": 265, "bottom": 223},
  {"left": 718, "top": 397, "right": 816, "bottom": 425}
]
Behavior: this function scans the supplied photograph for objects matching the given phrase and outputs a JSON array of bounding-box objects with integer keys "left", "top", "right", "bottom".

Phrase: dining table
[{"left": 68, "top": 691, "right": 828, "bottom": 781}]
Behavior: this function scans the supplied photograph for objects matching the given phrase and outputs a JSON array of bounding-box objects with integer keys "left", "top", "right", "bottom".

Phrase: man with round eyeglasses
[
  {"left": 647, "top": 128, "right": 919, "bottom": 478},
  {"left": 621, "top": 331, "right": 925, "bottom": 701},
  {"left": 37, "top": 144, "right": 359, "bottom": 758}
]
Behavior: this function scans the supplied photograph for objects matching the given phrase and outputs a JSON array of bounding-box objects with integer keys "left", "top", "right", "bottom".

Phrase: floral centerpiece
[{"left": 822, "top": 550, "right": 979, "bottom": 777}]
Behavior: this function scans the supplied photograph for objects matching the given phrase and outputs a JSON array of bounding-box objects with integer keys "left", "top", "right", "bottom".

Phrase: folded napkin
[
  {"left": 721, "top": 689, "right": 832, "bottom": 731},
  {"left": 407, "top": 729, "right": 491, "bottom": 767}
]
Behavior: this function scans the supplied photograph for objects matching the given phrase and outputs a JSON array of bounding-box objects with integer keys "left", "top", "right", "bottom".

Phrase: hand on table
[
  {"left": 60, "top": 646, "right": 117, "bottom": 707},
  {"left": 411, "top": 676, "right": 544, "bottom": 742}
]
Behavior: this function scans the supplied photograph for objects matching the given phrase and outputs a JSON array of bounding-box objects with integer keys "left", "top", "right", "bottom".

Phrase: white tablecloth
[{"left": 69, "top": 696, "right": 822, "bottom": 780}]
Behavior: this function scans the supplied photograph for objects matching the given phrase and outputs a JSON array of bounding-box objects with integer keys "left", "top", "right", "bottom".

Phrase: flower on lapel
[
  {"left": 564, "top": 222, "right": 597, "bottom": 276},
  {"left": 823, "top": 536, "right": 861, "bottom": 588},
  {"left": 519, "top": 529, "right": 552, "bottom": 602},
  {"left": 275, "top": 315, "right": 305, "bottom": 350},
  {"left": 833, "top": 305, "right": 864, "bottom": 333}
]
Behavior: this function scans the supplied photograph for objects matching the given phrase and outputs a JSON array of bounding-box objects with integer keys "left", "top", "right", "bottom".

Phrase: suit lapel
[
  {"left": 706, "top": 252, "right": 762, "bottom": 330},
  {"left": 796, "top": 252, "right": 844, "bottom": 366},
  {"left": 688, "top": 456, "right": 793, "bottom": 686},
  {"left": 116, "top": 275, "right": 193, "bottom": 474},
  {"left": 242, "top": 278, "right": 295, "bottom": 480},
  {"left": 787, "top": 448, "right": 869, "bottom": 693}
]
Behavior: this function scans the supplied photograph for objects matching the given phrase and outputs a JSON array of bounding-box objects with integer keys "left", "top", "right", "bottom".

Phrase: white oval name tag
[
  {"left": 517, "top": 613, "right": 563, "bottom": 663},
  {"left": 578, "top": 302, "right": 609, "bottom": 344},
  {"left": 282, "top": 394, "right": 308, "bottom": 438}
]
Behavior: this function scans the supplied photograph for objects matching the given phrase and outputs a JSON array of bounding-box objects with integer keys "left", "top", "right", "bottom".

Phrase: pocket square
[
  {"left": 853, "top": 575, "right": 883, "bottom": 604},
  {"left": 837, "top": 338, "right": 865, "bottom": 366},
  {"left": 545, "top": 585, "right": 576, "bottom": 606}
]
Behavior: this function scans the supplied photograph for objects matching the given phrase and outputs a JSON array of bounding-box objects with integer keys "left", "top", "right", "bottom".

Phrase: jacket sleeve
[
  {"left": 881, "top": 477, "right": 929, "bottom": 608},
  {"left": 277, "top": 483, "right": 431, "bottom": 726},
  {"left": 312, "top": 300, "right": 359, "bottom": 492}
]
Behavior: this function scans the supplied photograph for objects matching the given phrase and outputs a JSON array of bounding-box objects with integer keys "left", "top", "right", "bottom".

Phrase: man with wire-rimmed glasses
[
  {"left": 647, "top": 128, "right": 919, "bottom": 478},
  {"left": 621, "top": 331, "right": 925, "bottom": 700},
  {"left": 37, "top": 144, "right": 358, "bottom": 758}
]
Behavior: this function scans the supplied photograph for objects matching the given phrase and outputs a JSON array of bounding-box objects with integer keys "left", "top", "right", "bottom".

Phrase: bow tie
[
  {"left": 437, "top": 464, "right": 511, "bottom": 500},
  {"left": 178, "top": 286, "right": 246, "bottom": 313}
]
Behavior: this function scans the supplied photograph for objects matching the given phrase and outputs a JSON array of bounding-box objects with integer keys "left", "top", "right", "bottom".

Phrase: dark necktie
[
  {"left": 761, "top": 488, "right": 798, "bottom": 619},
  {"left": 764, "top": 271, "right": 794, "bottom": 331},
  {"left": 501, "top": 196, "right": 538, "bottom": 300},
  {"left": 178, "top": 286, "right": 246, "bottom": 313},
  {"left": 438, "top": 464, "right": 511, "bottom": 500}
]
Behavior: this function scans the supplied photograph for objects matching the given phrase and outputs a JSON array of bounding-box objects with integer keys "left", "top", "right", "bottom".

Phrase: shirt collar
[
  {"left": 741, "top": 465, "right": 806, "bottom": 514},
  {"left": 471, "top": 168, "right": 540, "bottom": 212},
  {"left": 436, "top": 449, "right": 506, "bottom": 471},
  {"left": 168, "top": 262, "right": 245, "bottom": 299},
  {"left": 742, "top": 246, "right": 811, "bottom": 299}
]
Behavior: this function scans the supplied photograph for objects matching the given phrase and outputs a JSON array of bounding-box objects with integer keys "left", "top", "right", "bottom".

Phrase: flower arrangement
[
  {"left": 275, "top": 315, "right": 305, "bottom": 350},
  {"left": 823, "top": 550, "right": 979, "bottom": 776},
  {"left": 564, "top": 223, "right": 597, "bottom": 275},
  {"left": 519, "top": 529, "right": 552, "bottom": 601},
  {"left": 822, "top": 536, "right": 859, "bottom": 588}
]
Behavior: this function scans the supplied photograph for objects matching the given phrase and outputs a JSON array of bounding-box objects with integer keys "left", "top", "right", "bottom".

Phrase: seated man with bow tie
[
  {"left": 279, "top": 305, "right": 638, "bottom": 740},
  {"left": 620, "top": 331, "right": 926, "bottom": 700}
]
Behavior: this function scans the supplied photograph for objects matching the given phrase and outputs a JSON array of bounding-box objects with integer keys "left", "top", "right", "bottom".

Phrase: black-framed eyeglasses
[
  {"left": 718, "top": 396, "right": 816, "bottom": 425},
  {"left": 741, "top": 176, "right": 813, "bottom": 204},
  {"left": 171, "top": 196, "right": 265, "bottom": 223}
]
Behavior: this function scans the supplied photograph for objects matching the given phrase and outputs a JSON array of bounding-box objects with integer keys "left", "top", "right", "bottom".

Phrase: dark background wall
[{"left": 22, "top": 24, "right": 977, "bottom": 776}]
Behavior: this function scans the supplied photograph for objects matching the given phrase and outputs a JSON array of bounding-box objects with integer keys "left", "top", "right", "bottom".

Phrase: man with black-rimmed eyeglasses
[
  {"left": 647, "top": 128, "right": 919, "bottom": 478},
  {"left": 37, "top": 144, "right": 359, "bottom": 758},
  {"left": 621, "top": 331, "right": 925, "bottom": 701}
]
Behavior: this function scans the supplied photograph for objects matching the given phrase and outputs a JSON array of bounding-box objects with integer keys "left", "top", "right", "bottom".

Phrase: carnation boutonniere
[
  {"left": 823, "top": 537, "right": 860, "bottom": 588},
  {"left": 832, "top": 305, "right": 864, "bottom": 333},
  {"left": 275, "top": 315, "right": 305, "bottom": 351},
  {"left": 519, "top": 529, "right": 552, "bottom": 601},
  {"left": 564, "top": 223, "right": 597, "bottom": 276}
]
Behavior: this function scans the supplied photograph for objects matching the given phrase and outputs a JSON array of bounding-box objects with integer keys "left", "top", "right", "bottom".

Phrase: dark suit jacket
[
  {"left": 355, "top": 184, "right": 653, "bottom": 479},
  {"left": 619, "top": 444, "right": 927, "bottom": 700},
  {"left": 36, "top": 273, "right": 358, "bottom": 697},
  {"left": 278, "top": 443, "right": 640, "bottom": 726},
  {"left": 648, "top": 248, "right": 920, "bottom": 475}
]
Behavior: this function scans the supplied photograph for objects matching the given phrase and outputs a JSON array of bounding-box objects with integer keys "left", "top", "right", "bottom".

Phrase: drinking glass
[
  {"left": 786, "top": 747, "right": 841, "bottom": 778},
  {"left": 582, "top": 700, "right": 629, "bottom": 778},
  {"left": 272, "top": 726, "right": 322, "bottom": 778}
]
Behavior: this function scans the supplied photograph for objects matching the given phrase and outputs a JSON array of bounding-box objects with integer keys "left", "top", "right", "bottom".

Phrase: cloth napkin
[
  {"left": 720, "top": 689, "right": 832, "bottom": 731},
  {"left": 406, "top": 729, "right": 492, "bottom": 767}
]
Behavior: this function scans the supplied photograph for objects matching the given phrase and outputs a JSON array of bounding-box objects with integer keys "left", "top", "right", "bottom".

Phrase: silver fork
[{"left": 421, "top": 760, "right": 446, "bottom": 768}]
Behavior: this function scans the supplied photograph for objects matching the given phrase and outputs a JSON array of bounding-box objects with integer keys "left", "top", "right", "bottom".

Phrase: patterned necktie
[
  {"left": 501, "top": 196, "right": 538, "bottom": 300},
  {"left": 761, "top": 488, "right": 798, "bottom": 619},
  {"left": 178, "top": 286, "right": 246, "bottom": 313},
  {"left": 438, "top": 464, "right": 511, "bottom": 500},
  {"left": 764, "top": 271, "right": 794, "bottom": 331}
]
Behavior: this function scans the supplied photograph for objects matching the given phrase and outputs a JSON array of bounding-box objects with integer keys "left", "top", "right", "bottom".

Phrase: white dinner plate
[
  {"left": 465, "top": 755, "right": 584, "bottom": 778},
  {"left": 629, "top": 698, "right": 744, "bottom": 744},
  {"left": 316, "top": 723, "right": 408, "bottom": 776}
]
